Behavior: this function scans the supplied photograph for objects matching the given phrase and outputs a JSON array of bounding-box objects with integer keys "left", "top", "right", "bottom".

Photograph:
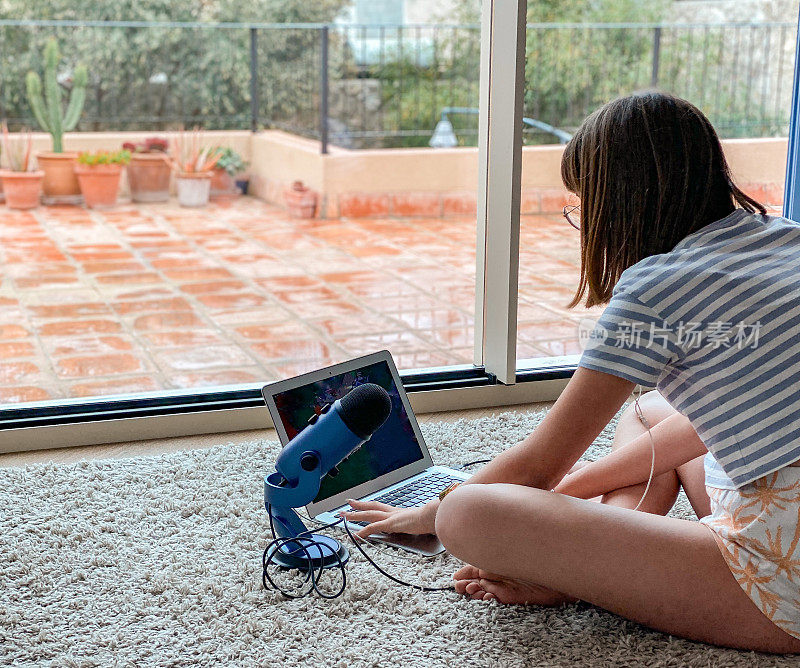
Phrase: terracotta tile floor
[{"left": 0, "top": 197, "right": 598, "bottom": 403}]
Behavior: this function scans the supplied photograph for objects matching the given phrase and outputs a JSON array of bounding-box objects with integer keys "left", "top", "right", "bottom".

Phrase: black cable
[
  {"left": 263, "top": 536, "right": 324, "bottom": 598},
  {"left": 263, "top": 456, "right": 491, "bottom": 598},
  {"left": 460, "top": 459, "right": 491, "bottom": 470},
  {"left": 263, "top": 503, "right": 453, "bottom": 598},
  {"left": 340, "top": 519, "right": 453, "bottom": 593},
  {"left": 263, "top": 504, "right": 347, "bottom": 599}
]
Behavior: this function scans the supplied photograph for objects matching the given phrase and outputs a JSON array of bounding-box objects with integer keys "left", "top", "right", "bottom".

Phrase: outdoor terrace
[{"left": 0, "top": 197, "right": 598, "bottom": 403}]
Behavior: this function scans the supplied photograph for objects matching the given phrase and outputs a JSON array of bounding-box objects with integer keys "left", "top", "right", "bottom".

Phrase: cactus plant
[{"left": 25, "top": 39, "right": 87, "bottom": 153}]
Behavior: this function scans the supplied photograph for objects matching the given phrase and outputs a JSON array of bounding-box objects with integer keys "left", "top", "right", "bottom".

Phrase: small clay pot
[
  {"left": 0, "top": 170, "right": 44, "bottom": 209},
  {"left": 74, "top": 163, "right": 124, "bottom": 209},
  {"left": 284, "top": 181, "right": 318, "bottom": 218},
  {"left": 128, "top": 153, "right": 171, "bottom": 203},
  {"left": 37, "top": 152, "right": 81, "bottom": 201}
]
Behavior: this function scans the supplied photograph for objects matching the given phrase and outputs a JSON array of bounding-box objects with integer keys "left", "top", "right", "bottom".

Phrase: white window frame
[{"left": 473, "top": 0, "right": 527, "bottom": 385}]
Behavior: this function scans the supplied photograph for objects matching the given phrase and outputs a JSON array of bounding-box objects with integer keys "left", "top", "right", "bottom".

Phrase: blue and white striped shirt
[{"left": 580, "top": 209, "right": 800, "bottom": 489}]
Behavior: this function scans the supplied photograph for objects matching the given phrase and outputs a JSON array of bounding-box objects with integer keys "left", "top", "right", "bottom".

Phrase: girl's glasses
[{"left": 563, "top": 204, "right": 580, "bottom": 230}]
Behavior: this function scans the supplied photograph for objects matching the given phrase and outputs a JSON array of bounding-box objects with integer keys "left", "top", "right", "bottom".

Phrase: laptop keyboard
[{"left": 341, "top": 472, "right": 462, "bottom": 527}]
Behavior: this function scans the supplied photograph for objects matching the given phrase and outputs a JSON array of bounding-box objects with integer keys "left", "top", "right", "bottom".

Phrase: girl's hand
[
  {"left": 338, "top": 498, "right": 439, "bottom": 539},
  {"left": 552, "top": 470, "right": 586, "bottom": 497},
  {"left": 553, "top": 461, "right": 615, "bottom": 499}
]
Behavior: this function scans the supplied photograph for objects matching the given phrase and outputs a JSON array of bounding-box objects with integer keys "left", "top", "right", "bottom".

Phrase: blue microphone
[{"left": 264, "top": 383, "right": 392, "bottom": 570}]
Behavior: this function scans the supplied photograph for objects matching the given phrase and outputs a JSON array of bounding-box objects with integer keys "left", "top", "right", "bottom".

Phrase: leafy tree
[
  {"left": 524, "top": 0, "right": 668, "bottom": 140},
  {"left": 0, "top": 1, "right": 785, "bottom": 144},
  {"left": 372, "top": 0, "right": 671, "bottom": 147},
  {"left": 0, "top": 0, "right": 349, "bottom": 132}
]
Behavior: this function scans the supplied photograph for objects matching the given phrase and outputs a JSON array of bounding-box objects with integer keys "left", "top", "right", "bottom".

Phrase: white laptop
[{"left": 262, "top": 350, "right": 470, "bottom": 555}]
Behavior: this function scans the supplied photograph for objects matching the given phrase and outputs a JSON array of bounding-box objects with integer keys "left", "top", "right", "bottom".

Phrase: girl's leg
[
  {"left": 590, "top": 391, "right": 710, "bottom": 517},
  {"left": 438, "top": 484, "right": 800, "bottom": 653},
  {"left": 490, "top": 392, "right": 699, "bottom": 607},
  {"left": 444, "top": 393, "right": 788, "bottom": 650},
  {"left": 677, "top": 456, "right": 711, "bottom": 519},
  {"left": 601, "top": 391, "right": 681, "bottom": 514},
  {"left": 495, "top": 392, "right": 710, "bottom": 605}
]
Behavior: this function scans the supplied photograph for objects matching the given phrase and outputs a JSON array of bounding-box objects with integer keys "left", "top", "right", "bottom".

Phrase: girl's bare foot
[{"left": 453, "top": 565, "right": 578, "bottom": 606}]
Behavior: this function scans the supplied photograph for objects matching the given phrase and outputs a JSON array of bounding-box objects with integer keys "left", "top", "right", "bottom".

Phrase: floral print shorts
[{"left": 700, "top": 466, "right": 800, "bottom": 639}]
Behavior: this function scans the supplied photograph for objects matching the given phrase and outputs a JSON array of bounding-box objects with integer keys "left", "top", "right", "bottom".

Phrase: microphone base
[{"left": 267, "top": 534, "right": 350, "bottom": 571}]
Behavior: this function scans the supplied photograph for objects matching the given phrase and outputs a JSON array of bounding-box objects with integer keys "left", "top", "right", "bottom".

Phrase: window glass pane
[
  {"left": 355, "top": 0, "right": 405, "bottom": 26},
  {"left": 517, "top": 5, "right": 798, "bottom": 367},
  {"left": 0, "top": 11, "right": 481, "bottom": 404}
]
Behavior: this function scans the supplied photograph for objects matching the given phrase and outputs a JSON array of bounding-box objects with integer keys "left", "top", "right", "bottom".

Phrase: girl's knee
[
  {"left": 435, "top": 483, "right": 497, "bottom": 557},
  {"left": 637, "top": 389, "right": 670, "bottom": 411},
  {"left": 436, "top": 483, "right": 551, "bottom": 559},
  {"left": 620, "top": 390, "right": 675, "bottom": 430}
]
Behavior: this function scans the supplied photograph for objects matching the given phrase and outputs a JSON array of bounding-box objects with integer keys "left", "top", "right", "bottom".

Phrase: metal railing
[
  {"left": 523, "top": 21, "right": 797, "bottom": 143},
  {"left": 0, "top": 20, "right": 795, "bottom": 153}
]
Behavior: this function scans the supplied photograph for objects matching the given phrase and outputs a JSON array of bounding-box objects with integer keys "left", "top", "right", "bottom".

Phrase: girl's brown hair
[{"left": 561, "top": 91, "right": 765, "bottom": 308}]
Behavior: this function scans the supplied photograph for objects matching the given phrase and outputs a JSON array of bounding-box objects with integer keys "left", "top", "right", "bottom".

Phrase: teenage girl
[{"left": 342, "top": 92, "right": 800, "bottom": 653}]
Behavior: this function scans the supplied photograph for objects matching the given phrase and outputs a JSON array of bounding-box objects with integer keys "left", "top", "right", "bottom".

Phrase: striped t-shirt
[{"left": 580, "top": 209, "right": 800, "bottom": 489}]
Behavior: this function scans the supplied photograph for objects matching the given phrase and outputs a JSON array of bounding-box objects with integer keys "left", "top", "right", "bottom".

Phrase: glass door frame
[{"left": 784, "top": 7, "right": 800, "bottom": 221}]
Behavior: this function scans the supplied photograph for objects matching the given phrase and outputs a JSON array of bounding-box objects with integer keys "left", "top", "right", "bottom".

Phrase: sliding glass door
[{"left": 3, "top": 2, "right": 798, "bottom": 449}]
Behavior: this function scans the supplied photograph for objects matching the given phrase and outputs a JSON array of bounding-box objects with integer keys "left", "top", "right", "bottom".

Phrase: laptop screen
[{"left": 272, "top": 359, "right": 425, "bottom": 503}]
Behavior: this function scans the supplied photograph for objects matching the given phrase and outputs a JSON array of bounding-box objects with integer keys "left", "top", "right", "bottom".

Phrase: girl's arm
[
  {"left": 463, "top": 366, "right": 636, "bottom": 490},
  {"left": 553, "top": 412, "right": 706, "bottom": 499},
  {"left": 343, "top": 366, "right": 635, "bottom": 537}
]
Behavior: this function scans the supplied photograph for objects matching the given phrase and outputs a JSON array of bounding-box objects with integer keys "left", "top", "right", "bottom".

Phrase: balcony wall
[
  {"left": 250, "top": 130, "right": 787, "bottom": 217},
  {"left": 29, "top": 129, "right": 787, "bottom": 216}
]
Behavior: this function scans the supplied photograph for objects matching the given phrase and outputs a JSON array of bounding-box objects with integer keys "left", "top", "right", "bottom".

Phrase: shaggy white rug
[{"left": 1, "top": 410, "right": 797, "bottom": 667}]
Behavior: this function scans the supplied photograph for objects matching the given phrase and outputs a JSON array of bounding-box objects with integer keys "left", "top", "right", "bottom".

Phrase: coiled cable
[{"left": 263, "top": 503, "right": 453, "bottom": 599}]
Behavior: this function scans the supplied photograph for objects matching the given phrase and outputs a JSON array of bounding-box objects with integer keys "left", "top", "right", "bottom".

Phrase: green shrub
[
  {"left": 77, "top": 149, "right": 131, "bottom": 165},
  {"left": 214, "top": 146, "right": 248, "bottom": 176}
]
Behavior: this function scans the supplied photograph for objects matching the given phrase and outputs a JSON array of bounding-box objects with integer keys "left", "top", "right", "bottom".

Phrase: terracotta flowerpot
[
  {"left": 128, "top": 153, "right": 171, "bottom": 203},
  {"left": 0, "top": 177, "right": 4, "bottom": 203},
  {"left": 74, "top": 163, "right": 124, "bottom": 209},
  {"left": 0, "top": 170, "right": 44, "bottom": 210},
  {"left": 284, "top": 182, "right": 318, "bottom": 218},
  {"left": 176, "top": 172, "right": 212, "bottom": 207},
  {"left": 37, "top": 152, "right": 81, "bottom": 202},
  {"left": 210, "top": 168, "right": 237, "bottom": 200}
]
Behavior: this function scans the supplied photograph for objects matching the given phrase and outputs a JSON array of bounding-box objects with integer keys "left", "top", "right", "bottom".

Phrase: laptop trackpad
[{"left": 368, "top": 531, "right": 445, "bottom": 556}]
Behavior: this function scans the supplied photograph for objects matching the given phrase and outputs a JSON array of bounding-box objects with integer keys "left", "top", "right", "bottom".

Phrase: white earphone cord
[{"left": 632, "top": 386, "right": 656, "bottom": 513}]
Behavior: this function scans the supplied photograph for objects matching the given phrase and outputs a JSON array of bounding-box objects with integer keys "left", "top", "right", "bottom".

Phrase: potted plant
[
  {"left": 74, "top": 149, "right": 131, "bottom": 209},
  {"left": 167, "top": 129, "right": 221, "bottom": 207},
  {"left": 123, "top": 137, "right": 171, "bottom": 203},
  {"left": 0, "top": 123, "right": 43, "bottom": 210},
  {"left": 284, "top": 180, "right": 318, "bottom": 218},
  {"left": 26, "top": 38, "right": 87, "bottom": 203},
  {"left": 211, "top": 146, "right": 247, "bottom": 199}
]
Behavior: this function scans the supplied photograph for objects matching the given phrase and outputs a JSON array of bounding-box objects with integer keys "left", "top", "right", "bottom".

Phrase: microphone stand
[{"left": 264, "top": 451, "right": 350, "bottom": 571}]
